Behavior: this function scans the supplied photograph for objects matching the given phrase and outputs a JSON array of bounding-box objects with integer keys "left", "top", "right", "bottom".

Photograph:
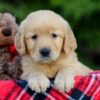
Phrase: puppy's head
[{"left": 14, "top": 10, "right": 77, "bottom": 63}]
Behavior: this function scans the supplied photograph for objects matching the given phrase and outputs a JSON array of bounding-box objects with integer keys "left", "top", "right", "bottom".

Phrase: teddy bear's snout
[{"left": 2, "top": 28, "right": 12, "bottom": 36}]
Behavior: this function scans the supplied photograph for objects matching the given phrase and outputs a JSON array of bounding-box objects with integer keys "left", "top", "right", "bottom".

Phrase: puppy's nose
[
  {"left": 40, "top": 48, "right": 50, "bottom": 57},
  {"left": 2, "top": 28, "right": 12, "bottom": 36}
]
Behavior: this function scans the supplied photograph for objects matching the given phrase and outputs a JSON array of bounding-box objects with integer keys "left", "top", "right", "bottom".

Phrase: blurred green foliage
[{"left": 0, "top": 0, "right": 100, "bottom": 69}]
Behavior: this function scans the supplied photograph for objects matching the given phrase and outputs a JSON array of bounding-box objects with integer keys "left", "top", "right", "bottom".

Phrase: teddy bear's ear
[
  {"left": 63, "top": 21, "right": 77, "bottom": 56},
  {"left": 14, "top": 27, "right": 26, "bottom": 55},
  {"left": 4, "top": 13, "right": 16, "bottom": 22}
]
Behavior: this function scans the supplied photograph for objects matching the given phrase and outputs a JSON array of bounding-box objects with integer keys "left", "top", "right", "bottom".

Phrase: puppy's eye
[
  {"left": 52, "top": 33, "right": 57, "bottom": 38},
  {"left": 32, "top": 34, "right": 38, "bottom": 40}
]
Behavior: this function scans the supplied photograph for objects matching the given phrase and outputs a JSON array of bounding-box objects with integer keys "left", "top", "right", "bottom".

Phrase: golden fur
[{"left": 14, "top": 10, "right": 92, "bottom": 93}]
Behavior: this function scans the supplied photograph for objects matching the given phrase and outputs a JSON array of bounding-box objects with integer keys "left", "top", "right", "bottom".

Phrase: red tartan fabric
[
  {"left": 0, "top": 81, "right": 31, "bottom": 100},
  {"left": 0, "top": 71, "right": 100, "bottom": 100}
]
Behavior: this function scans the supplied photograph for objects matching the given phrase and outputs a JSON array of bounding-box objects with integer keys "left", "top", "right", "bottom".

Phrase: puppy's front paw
[
  {"left": 28, "top": 74, "right": 50, "bottom": 93},
  {"left": 54, "top": 75, "right": 74, "bottom": 92}
]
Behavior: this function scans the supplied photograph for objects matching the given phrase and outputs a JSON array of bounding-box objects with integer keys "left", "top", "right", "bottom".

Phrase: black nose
[
  {"left": 2, "top": 28, "right": 12, "bottom": 36},
  {"left": 40, "top": 48, "right": 50, "bottom": 57}
]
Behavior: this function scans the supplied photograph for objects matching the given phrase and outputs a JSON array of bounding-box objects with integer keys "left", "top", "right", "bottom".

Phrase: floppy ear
[
  {"left": 14, "top": 28, "right": 26, "bottom": 55},
  {"left": 64, "top": 22, "right": 77, "bottom": 56}
]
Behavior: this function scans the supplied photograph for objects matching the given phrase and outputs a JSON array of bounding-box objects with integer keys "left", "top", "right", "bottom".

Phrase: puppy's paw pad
[
  {"left": 28, "top": 79, "right": 40, "bottom": 92},
  {"left": 38, "top": 77, "right": 50, "bottom": 92},
  {"left": 65, "top": 78, "right": 75, "bottom": 92},
  {"left": 54, "top": 76, "right": 75, "bottom": 92},
  {"left": 28, "top": 76, "right": 50, "bottom": 93},
  {"left": 54, "top": 79, "right": 65, "bottom": 92}
]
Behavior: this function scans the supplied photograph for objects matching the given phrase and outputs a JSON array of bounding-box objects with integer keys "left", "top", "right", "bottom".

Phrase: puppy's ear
[
  {"left": 64, "top": 22, "right": 77, "bottom": 56},
  {"left": 14, "top": 28, "right": 26, "bottom": 55}
]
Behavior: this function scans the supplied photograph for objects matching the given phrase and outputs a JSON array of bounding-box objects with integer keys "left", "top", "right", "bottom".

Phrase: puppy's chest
[
  {"left": 21, "top": 56, "right": 61, "bottom": 78},
  {"left": 22, "top": 61, "right": 60, "bottom": 78},
  {"left": 40, "top": 63, "right": 60, "bottom": 78}
]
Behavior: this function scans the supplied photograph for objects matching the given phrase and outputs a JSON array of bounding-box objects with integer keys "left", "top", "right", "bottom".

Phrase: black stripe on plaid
[
  {"left": 70, "top": 88, "right": 91, "bottom": 100},
  {"left": 37, "top": 80, "right": 54, "bottom": 100},
  {"left": 16, "top": 80, "right": 54, "bottom": 100},
  {"left": 16, "top": 80, "right": 34, "bottom": 96}
]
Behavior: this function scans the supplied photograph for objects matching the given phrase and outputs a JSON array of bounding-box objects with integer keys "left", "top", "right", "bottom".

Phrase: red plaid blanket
[{"left": 0, "top": 71, "right": 100, "bottom": 100}]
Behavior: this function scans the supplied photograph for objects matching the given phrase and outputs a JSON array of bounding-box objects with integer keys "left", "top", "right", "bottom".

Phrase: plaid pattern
[{"left": 0, "top": 71, "right": 100, "bottom": 100}]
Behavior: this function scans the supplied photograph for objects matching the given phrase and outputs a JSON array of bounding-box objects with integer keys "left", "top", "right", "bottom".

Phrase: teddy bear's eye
[
  {"left": 52, "top": 33, "right": 57, "bottom": 38},
  {"left": 32, "top": 34, "right": 38, "bottom": 40}
]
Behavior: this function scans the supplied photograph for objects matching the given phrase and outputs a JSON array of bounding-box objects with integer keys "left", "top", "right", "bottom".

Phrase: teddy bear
[{"left": 0, "top": 13, "right": 22, "bottom": 80}]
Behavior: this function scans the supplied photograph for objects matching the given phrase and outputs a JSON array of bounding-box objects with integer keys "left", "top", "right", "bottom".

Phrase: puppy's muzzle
[{"left": 40, "top": 48, "right": 51, "bottom": 57}]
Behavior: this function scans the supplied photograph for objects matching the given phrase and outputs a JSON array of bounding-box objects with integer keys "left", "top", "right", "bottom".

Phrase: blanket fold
[{"left": 0, "top": 71, "right": 100, "bottom": 100}]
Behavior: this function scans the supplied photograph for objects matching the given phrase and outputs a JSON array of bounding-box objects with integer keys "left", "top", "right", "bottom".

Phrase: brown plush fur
[{"left": 0, "top": 56, "right": 22, "bottom": 80}]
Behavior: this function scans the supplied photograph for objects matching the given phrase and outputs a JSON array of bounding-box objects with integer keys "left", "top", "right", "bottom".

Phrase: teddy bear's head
[{"left": 0, "top": 13, "right": 18, "bottom": 46}]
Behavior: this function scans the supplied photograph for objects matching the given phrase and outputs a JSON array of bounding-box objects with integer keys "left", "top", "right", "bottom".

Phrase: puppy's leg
[
  {"left": 28, "top": 72, "right": 50, "bottom": 93},
  {"left": 54, "top": 67, "right": 75, "bottom": 92}
]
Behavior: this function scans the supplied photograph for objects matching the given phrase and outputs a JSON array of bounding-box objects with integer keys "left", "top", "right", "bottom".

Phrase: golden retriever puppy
[{"left": 14, "top": 10, "right": 92, "bottom": 93}]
